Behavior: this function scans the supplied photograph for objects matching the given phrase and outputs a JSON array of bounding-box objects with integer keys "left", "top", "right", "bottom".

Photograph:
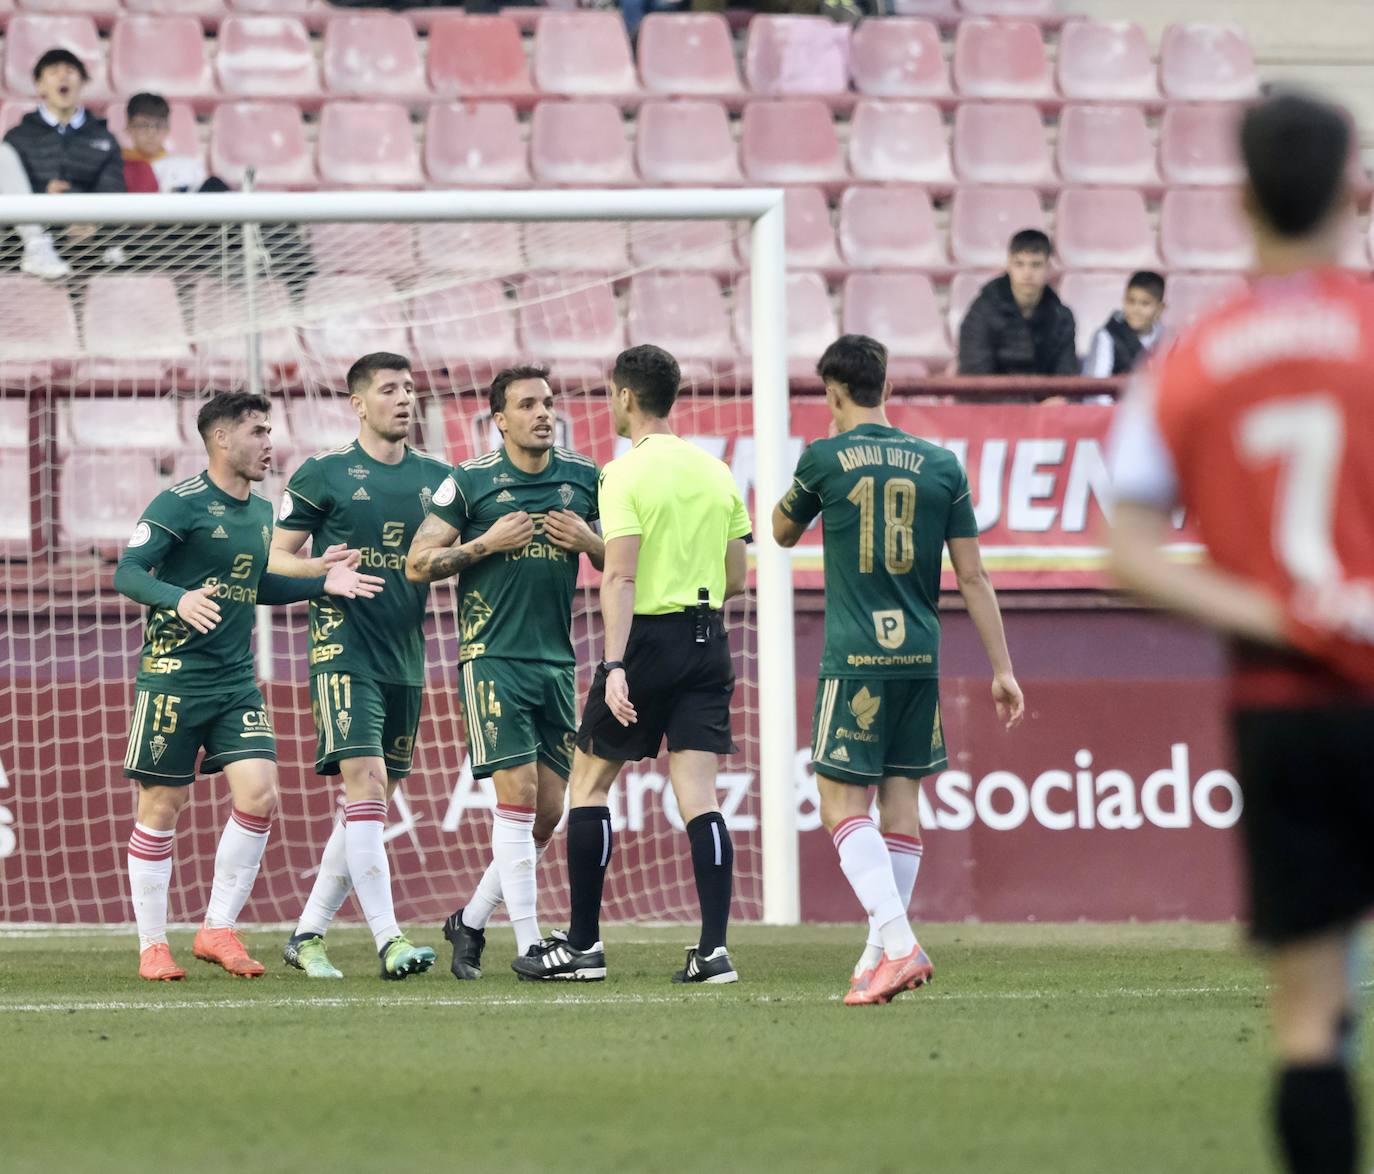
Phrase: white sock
[
  {"left": 204, "top": 809, "right": 271, "bottom": 929},
  {"left": 491, "top": 804, "right": 540, "bottom": 952},
  {"left": 832, "top": 816, "right": 916, "bottom": 961},
  {"left": 860, "top": 833, "right": 924, "bottom": 973},
  {"left": 344, "top": 800, "right": 400, "bottom": 950},
  {"left": 464, "top": 829, "right": 551, "bottom": 932},
  {"left": 127, "top": 822, "right": 174, "bottom": 952},
  {"left": 294, "top": 818, "right": 351, "bottom": 938}
]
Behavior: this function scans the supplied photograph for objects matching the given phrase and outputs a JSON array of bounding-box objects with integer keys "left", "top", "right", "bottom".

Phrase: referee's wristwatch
[{"left": 600, "top": 660, "right": 625, "bottom": 673}]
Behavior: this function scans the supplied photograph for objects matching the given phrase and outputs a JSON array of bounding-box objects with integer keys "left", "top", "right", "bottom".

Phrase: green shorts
[
  {"left": 123, "top": 685, "right": 276, "bottom": 787},
  {"left": 311, "top": 672, "right": 424, "bottom": 780},
  {"left": 459, "top": 656, "right": 575, "bottom": 781},
  {"left": 811, "top": 676, "right": 947, "bottom": 786}
]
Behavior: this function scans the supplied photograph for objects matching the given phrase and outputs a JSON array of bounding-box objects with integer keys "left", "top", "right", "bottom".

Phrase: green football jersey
[
  {"left": 780, "top": 423, "right": 980, "bottom": 679},
  {"left": 122, "top": 471, "right": 276, "bottom": 696},
  {"left": 429, "top": 446, "right": 599, "bottom": 666},
  {"left": 278, "top": 441, "right": 451, "bottom": 686}
]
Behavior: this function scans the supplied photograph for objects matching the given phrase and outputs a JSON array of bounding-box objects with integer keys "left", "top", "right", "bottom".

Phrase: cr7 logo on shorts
[{"left": 242, "top": 709, "right": 273, "bottom": 736}]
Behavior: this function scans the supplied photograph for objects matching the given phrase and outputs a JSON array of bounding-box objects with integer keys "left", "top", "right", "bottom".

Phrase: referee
[{"left": 513, "top": 344, "right": 752, "bottom": 985}]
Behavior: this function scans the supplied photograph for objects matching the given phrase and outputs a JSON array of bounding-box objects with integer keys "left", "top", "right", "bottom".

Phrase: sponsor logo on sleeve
[
  {"left": 128, "top": 522, "right": 151, "bottom": 548},
  {"left": 433, "top": 477, "right": 456, "bottom": 508}
]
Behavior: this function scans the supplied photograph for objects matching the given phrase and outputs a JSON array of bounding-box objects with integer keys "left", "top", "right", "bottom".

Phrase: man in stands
[
  {"left": 0, "top": 48, "right": 125, "bottom": 281},
  {"left": 957, "top": 229, "right": 1078, "bottom": 377}
]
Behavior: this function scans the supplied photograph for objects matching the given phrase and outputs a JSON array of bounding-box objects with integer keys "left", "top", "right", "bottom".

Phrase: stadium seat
[
  {"left": 58, "top": 396, "right": 180, "bottom": 453},
  {"left": 209, "top": 102, "right": 314, "bottom": 188},
  {"left": 843, "top": 272, "right": 950, "bottom": 371},
  {"left": 734, "top": 272, "right": 837, "bottom": 378},
  {"left": 849, "top": 19, "right": 950, "bottom": 100},
  {"left": 109, "top": 15, "right": 213, "bottom": 101},
  {"left": 15, "top": 0, "right": 118, "bottom": 26},
  {"left": 58, "top": 451, "right": 163, "bottom": 553},
  {"left": 1159, "top": 104, "right": 1244, "bottom": 187},
  {"left": 529, "top": 101, "right": 634, "bottom": 186},
  {"left": 638, "top": 13, "right": 742, "bottom": 98},
  {"left": 739, "top": 100, "right": 845, "bottom": 185},
  {"left": 1163, "top": 271, "right": 1248, "bottom": 330},
  {"left": 518, "top": 276, "right": 625, "bottom": 385},
  {"left": 300, "top": 276, "right": 410, "bottom": 382},
  {"left": 189, "top": 278, "right": 300, "bottom": 389},
  {"left": 1058, "top": 270, "right": 1131, "bottom": 357},
  {"left": 407, "top": 283, "right": 519, "bottom": 387},
  {"left": 838, "top": 186, "right": 946, "bottom": 270},
  {"left": 1056, "top": 20, "right": 1158, "bottom": 101},
  {"left": 0, "top": 399, "right": 25, "bottom": 447},
  {"left": 322, "top": 13, "right": 425, "bottom": 98},
  {"left": 957, "top": 0, "right": 1059, "bottom": 15},
  {"left": 4, "top": 15, "right": 110, "bottom": 100},
  {"left": 635, "top": 100, "right": 741, "bottom": 185},
  {"left": 949, "top": 186, "right": 1045, "bottom": 266},
  {"left": 0, "top": 449, "right": 29, "bottom": 558},
  {"left": 744, "top": 15, "right": 851, "bottom": 98},
  {"left": 628, "top": 221, "right": 739, "bottom": 272},
  {"left": 1159, "top": 23, "right": 1259, "bottom": 102},
  {"left": 848, "top": 100, "right": 953, "bottom": 187},
  {"left": 216, "top": 16, "right": 319, "bottom": 98},
  {"left": 532, "top": 12, "right": 639, "bottom": 99},
  {"left": 123, "top": 0, "right": 226, "bottom": 25},
  {"left": 947, "top": 268, "right": 998, "bottom": 341},
  {"left": 780, "top": 186, "right": 840, "bottom": 269},
  {"left": 0, "top": 276, "right": 76, "bottom": 386},
  {"left": 309, "top": 222, "right": 416, "bottom": 278},
  {"left": 627, "top": 274, "right": 734, "bottom": 378},
  {"left": 952, "top": 103, "right": 1055, "bottom": 187},
  {"left": 525, "top": 221, "right": 629, "bottom": 273},
  {"left": 317, "top": 102, "right": 424, "bottom": 188},
  {"left": 427, "top": 15, "right": 533, "bottom": 100},
  {"left": 1160, "top": 189, "right": 1254, "bottom": 270},
  {"left": 952, "top": 19, "right": 1053, "bottom": 101},
  {"left": 891, "top": 0, "right": 959, "bottom": 21},
  {"left": 78, "top": 276, "right": 191, "bottom": 387},
  {"left": 1056, "top": 188, "right": 1157, "bottom": 269},
  {"left": 424, "top": 103, "right": 529, "bottom": 187},
  {"left": 1056, "top": 105, "right": 1158, "bottom": 187},
  {"left": 105, "top": 100, "right": 199, "bottom": 159},
  {"left": 415, "top": 222, "right": 523, "bottom": 275}
]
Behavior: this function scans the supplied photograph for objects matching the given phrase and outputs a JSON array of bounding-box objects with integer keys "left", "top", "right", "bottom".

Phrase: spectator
[
  {"left": 0, "top": 48, "right": 125, "bottom": 280},
  {"left": 122, "top": 93, "right": 226, "bottom": 195},
  {"left": 1082, "top": 270, "right": 1166, "bottom": 377},
  {"left": 957, "top": 229, "right": 1078, "bottom": 377}
]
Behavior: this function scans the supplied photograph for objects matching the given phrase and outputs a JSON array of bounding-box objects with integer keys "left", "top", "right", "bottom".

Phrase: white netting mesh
[{"left": 0, "top": 210, "right": 771, "bottom": 927}]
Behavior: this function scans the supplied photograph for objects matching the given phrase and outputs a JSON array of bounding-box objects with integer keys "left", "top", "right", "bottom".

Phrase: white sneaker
[{"left": 21, "top": 235, "right": 70, "bottom": 280}]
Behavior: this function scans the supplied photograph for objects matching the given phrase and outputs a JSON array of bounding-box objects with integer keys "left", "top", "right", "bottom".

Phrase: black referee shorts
[
  {"left": 577, "top": 611, "right": 738, "bottom": 763},
  {"left": 1233, "top": 704, "right": 1374, "bottom": 946}
]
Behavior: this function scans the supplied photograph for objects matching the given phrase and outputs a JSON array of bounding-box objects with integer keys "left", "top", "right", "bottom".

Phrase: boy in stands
[{"left": 1083, "top": 270, "right": 1167, "bottom": 377}]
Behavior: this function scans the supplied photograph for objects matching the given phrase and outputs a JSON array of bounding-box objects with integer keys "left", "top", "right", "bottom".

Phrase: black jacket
[
  {"left": 957, "top": 274, "right": 1078, "bottom": 377},
  {"left": 3, "top": 110, "right": 126, "bottom": 195}
]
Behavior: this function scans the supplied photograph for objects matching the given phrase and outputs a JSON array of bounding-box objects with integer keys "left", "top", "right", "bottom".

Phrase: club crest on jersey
[
  {"left": 873, "top": 609, "right": 906, "bottom": 650},
  {"left": 849, "top": 687, "right": 881, "bottom": 731},
  {"left": 496, "top": 490, "right": 516, "bottom": 505},
  {"left": 211, "top": 524, "right": 228, "bottom": 539},
  {"left": 207, "top": 500, "right": 225, "bottom": 518},
  {"left": 348, "top": 464, "right": 369, "bottom": 481},
  {"left": 419, "top": 486, "right": 433, "bottom": 511},
  {"left": 336, "top": 710, "right": 352, "bottom": 739},
  {"left": 149, "top": 734, "right": 167, "bottom": 765},
  {"left": 558, "top": 483, "right": 574, "bottom": 508},
  {"left": 352, "top": 486, "right": 371, "bottom": 501}
]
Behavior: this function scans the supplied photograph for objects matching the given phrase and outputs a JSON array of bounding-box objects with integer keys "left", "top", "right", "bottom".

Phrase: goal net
[{"left": 0, "top": 190, "right": 798, "bottom": 930}]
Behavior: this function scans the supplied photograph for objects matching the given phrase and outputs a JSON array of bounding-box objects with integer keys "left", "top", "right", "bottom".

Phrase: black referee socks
[
  {"left": 566, "top": 806, "right": 613, "bottom": 951},
  {"left": 687, "top": 811, "right": 734, "bottom": 954},
  {"left": 1276, "top": 1062, "right": 1358, "bottom": 1174}
]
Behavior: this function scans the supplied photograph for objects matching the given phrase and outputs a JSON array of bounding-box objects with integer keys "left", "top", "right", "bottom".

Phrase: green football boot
[
  {"left": 379, "top": 934, "right": 437, "bottom": 981},
  {"left": 283, "top": 933, "right": 343, "bottom": 979}
]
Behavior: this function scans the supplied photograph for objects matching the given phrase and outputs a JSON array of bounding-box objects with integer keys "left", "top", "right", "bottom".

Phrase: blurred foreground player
[
  {"left": 1108, "top": 93, "right": 1374, "bottom": 1174},
  {"left": 774, "top": 335, "right": 1023, "bottom": 1006},
  {"left": 115, "top": 393, "right": 381, "bottom": 981}
]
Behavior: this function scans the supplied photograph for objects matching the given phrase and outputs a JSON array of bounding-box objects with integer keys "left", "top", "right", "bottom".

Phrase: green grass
[{"left": 0, "top": 923, "right": 1367, "bottom": 1173}]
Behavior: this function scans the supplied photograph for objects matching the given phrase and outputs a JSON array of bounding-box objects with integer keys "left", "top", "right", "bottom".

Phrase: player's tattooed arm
[{"left": 406, "top": 511, "right": 534, "bottom": 583}]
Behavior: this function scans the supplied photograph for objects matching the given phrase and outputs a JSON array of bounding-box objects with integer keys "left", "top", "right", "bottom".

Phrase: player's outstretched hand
[
  {"left": 605, "top": 667, "right": 637, "bottom": 727},
  {"left": 992, "top": 672, "right": 1024, "bottom": 730},
  {"left": 319, "top": 542, "right": 361, "bottom": 571},
  {"left": 177, "top": 584, "right": 222, "bottom": 635},
  {"left": 483, "top": 511, "right": 535, "bottom": 554},
  {"left": 324, "top": 563, "right": 386, "bottom": 600},
  {"left": 543, "top": 509, "right": 596, "bottom": 554}
]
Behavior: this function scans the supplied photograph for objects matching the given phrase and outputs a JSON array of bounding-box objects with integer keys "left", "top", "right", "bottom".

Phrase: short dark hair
[
  {"left": 612, "top": 345, "right": 680, "bottom": 418},
  {"left": 1126, "top": 270, "right": 1166, "bottom": 301},
  {"left": 1008, "top": 228, "right": 1052, "bottom": 257},
  {"left": 1241, "top": 90, "right": 1350, "bottom": 239},
  {"left": 489, "top": 364, "right": 552, "bottom": 415},
  {"left": 816, "top": 335, "right": 888, "bottom": 407},
  {"left": 196, "top": 391, "right": 271, "bottom": 441},
  {"left": 33, "top": 48, "right": 87, "bottom": 83},
  {"left": 126, "top": 92, "right": 170, "bottom": 123},
  {"left": 346, "top": 352, "right": 411, "bottom": 397}
]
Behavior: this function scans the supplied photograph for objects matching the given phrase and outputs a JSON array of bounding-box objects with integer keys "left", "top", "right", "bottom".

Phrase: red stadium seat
[
  {"left": 0, "top": 275, "right": 76, "bottom": 385},
  {"left": 638, "top": 13, "right": 742, "bottom": 98},
  {"left": 1056, "top": 105, "right": 1158, "bottom": 187},
  {"left": 300, "top": 276, "right": 410, "bottom": 382},
  {"left": 0, "top": 399, "right": 26, "bottom": 447},
  {"left": 532, "top": 12, "right": 639, "bottom": 99},
  {"left": 15, "top": 0, "right": 118, "bottom": 26},
  {"left": 1056, "top": 188, "right": 1158, "bottom": 270},
  {"left": 309, "top": 222, "right": 416, "bottom": 278},
  {"left": 734, "top": 271, "right": 837, "bottom": 378},
  {"left": 529, "top": 101, "right": 634, "bottom": 185},
  {"left": 525, "top": 222, "right": 629, "bottom": 272},
  {"left": 4, "top": 15, "right": 110, "bottom": 100},
  {"left": 58, "top": 451, "right": 163, "bottom": 553},
  {"left": 58, "top": 396, "right": 180, "bottom": 453},
  {"left": 416, "top": 222, "right": 523, "bottom": 274},
  {"left": 843, "top": 273, "right": 950, "bottom": 370},
  {"left": 1056, "top": 20, "right": 1158, "bottom": 102},
  {"left": 317, "top": 102, "right": 423, "bottom": 188},
  {"left": 0, "top": 449, "right": 30, "bottom": 558},
  {"left": 518, "top": 276, "right": 625, "bottom": 385},
  {"left": 948, "top": 269, "right": 998, "bottom": 341},
  {"left": 952, "top": 103, "right": 1055, "bottom": 187},
  {"left": 105, "top": 100, "right": 199, "bottom": 158},
  {"left": 123, "top": 0, "right": 226, "bottom": 25},
  {"left": 1058, "top": 270, "right": 1131, "bottom": 357},
  {"left": 78, "top": 276, "right": 191, "bottom": 387},
  {"left": 949, "top": 186, "right": 1045, "bottom": 266},
  {"left": 189, "top": 278, "right": 299, "bottom": 389},
  {"left": 848, "top": 100, "right": 953, "bottom": 187},
  {"left": 780, "top": 186, "right": 840, "bottom": 269},
  {"left": 1159, "top": 104, "right": 1244, "bottom": 187},
  {"left": 427, "top": 16, "right": 533, "bottom": 100},
  {"left": 1160, "top": 189, "right": 1254, "bottom": 270},
  {"left": 627, "top": 274, "right": 734, "bottom": 378},
  {"left": 957, "top": 0, "right": 1059, "bottom": 15},
  {"left": 110, "top": 15, "right": 213, "bottom": 100},
  {"left": 424, "top": 103, "right": 529, "bottom": 187},
  {"left": 1159, "top": 23, "right": 1258, "bottom": 102},
  {"left": 408, "top": 283, "right": 519, "bottom": 387},
  {"left": 216, "top": 16, "right": 319, "bottom": 98},
  {"left": 635, "top": 100, "right": 742, "bottom": 185},
  {"left": 210, "top": 102, "right": 314, "bottom": 187},
  {"left": 739, "top": 99, "right": 845, "bottom": 185},
  {"left": 952, "top": 19, "right": 1053, "bottom": 101},
  {"left": 322, "top": 13, "right": 425, "bottom": 98},
  {"left": 850, "top": 19, "right": 950, "bottom": 100},
  {"left": 1164, "top": 272, "right": 1248, "bottom": 330},
  {"left": 892, "top": 0, "right": 959, "bottom": 20},
  {"left": 628, "top": 221, "right": 739, "bottom": 272},
  {"left": 838, "top": 186, "right": 946, "bottom": 269},
  {"left": 744, "top": 15, "right": 851, "bottom": 98}
]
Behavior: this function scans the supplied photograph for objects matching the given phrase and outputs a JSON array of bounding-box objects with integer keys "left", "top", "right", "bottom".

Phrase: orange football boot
[
  {"left": 192, "top": 926, "right": 266, "bottom": 978},
  {"left": 844, "top": 967, "right": 877, "bottom": 1006},
  {"left": 138, "top": 943, "right": 186, "bottom": 982},
  {"left": 858, "top": 944, "right": 934, "bottom": 1006}
]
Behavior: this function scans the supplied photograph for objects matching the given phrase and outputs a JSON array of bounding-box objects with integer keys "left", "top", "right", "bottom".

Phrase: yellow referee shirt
[{"left": 598, "top": 434, "right": 752, "bottom": 614}]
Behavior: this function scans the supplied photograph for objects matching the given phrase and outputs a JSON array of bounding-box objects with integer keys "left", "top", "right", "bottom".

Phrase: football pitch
[{"left": 2, "top": 922, "right": 1369, "bottom": 1173}]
